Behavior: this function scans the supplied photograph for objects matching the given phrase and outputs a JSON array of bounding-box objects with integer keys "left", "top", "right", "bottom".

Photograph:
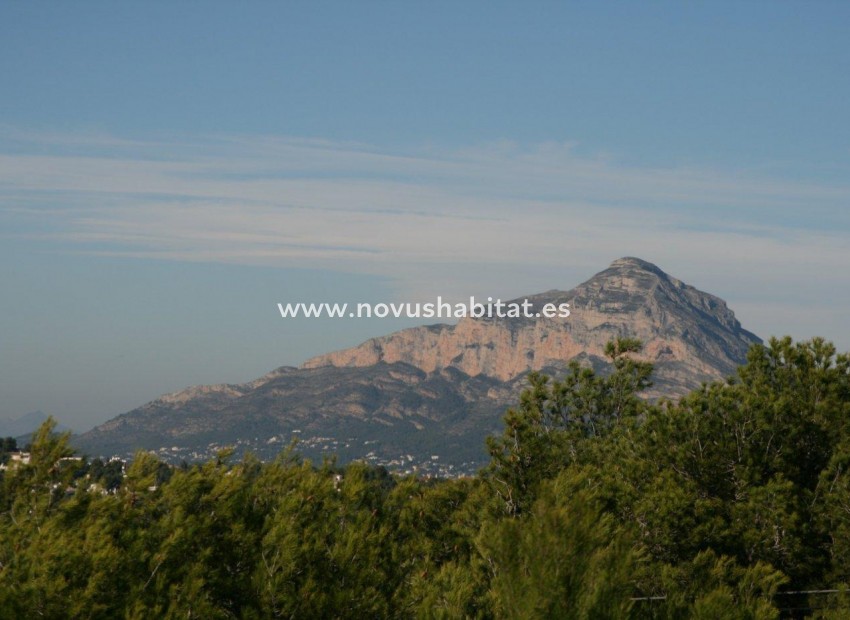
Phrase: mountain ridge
[
  {"left": 302, "top": 256, "right": 759, "bottom": 397},
  {"left": 75, "top": 258, "right": 761, "bottom": 472}
]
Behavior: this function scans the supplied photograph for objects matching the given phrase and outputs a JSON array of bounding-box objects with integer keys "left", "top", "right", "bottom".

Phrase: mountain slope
[
  {"left": 75, "top": 258, "right": 761, "bottom": 472},
  {"left": 0, "top": 411, "right": 50, "bottom": 437},
  {"left": 303, "top": 257, "right": 760, "bottom": 397}
]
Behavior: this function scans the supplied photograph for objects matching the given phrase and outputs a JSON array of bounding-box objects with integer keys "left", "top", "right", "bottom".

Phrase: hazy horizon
[{"left": 3, "top": 2, "right": 849, "bottom": 431}]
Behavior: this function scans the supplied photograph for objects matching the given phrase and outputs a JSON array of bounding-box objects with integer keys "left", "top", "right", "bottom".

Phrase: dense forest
[{"left": 2, "top": 336, "right": 850, "bottom": 618}]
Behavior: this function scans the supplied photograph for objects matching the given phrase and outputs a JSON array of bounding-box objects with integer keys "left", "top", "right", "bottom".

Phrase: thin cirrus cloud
[{"left": 2, "top": 127, "right": 849, "bottom": 309}]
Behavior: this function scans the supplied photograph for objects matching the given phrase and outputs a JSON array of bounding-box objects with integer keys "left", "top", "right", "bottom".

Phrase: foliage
[{"left": 1, "top": 337, "right": 850, "bottom": 617}]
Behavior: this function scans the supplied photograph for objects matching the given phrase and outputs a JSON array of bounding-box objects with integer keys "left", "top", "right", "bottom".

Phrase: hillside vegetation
[{"left": 2, "top": 337, "right": 850, "bottom": 618}]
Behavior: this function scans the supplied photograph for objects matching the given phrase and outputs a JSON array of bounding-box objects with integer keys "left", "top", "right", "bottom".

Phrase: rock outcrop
[{"left": 303, "top": 257, "right": 760, "bottom": 397}]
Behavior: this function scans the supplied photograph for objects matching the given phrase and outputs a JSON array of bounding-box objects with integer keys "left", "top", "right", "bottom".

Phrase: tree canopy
[{"left": 1, "top": 336, "right": 850, "bottom": 617}]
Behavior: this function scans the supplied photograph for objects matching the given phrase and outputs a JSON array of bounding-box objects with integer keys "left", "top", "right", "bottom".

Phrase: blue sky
[{"left": 2, "top": 2, "right": 849, "bottom": 430}]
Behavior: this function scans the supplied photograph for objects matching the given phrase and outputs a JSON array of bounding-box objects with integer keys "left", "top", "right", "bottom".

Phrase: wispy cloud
[{"left": 2, "top": 128, "right": 849, "bottom": 328}]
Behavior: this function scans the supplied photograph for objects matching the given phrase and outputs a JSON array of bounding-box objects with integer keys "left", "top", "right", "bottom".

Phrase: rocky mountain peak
[
  {"left": 303, "top": 258, "right": 760, "bottom": 395},
  {"left": 579, "top": 256, "right": 683, "bottom": 298},
  {"left": 76, "top": 258, "right": 762, "bottom": 469},
  {"left": 609, "top": 255, "right": 669, "bottom": 273}
]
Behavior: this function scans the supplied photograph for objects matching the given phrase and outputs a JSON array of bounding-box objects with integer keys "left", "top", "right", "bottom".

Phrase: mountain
[
  {"left": 0, "top": 411, "right": 73, "bottom": 445},
  {"left": 304, "top": 257, "right": 760, "bottom": 399},
  {"left": 0, "top": 411, "right": 51, "bottom": 438},
  {"left": 75, "top": 258, "right": 761, "bottom": 473},
  {"left": 77, "top": 364, "right": 518, "bottom": 474}
]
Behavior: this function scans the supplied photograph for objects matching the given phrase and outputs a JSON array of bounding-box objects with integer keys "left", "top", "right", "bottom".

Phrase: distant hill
[
  {"left": 0, "top": 411, "right": 48, "bottom": 438},
  {"left": 0, "top": 411, "right": 72, "bottom": 444},
  {"left": 75, "top": 258, "right": 761, "bottom": 473}
]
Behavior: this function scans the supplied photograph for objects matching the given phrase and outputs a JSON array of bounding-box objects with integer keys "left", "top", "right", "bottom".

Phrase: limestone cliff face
[
  {"left": 76, "top": 257, "right": 762, "bottom": 467},
  {"left": 303, "top": 257, "right": 761, "bottom": 396}
]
